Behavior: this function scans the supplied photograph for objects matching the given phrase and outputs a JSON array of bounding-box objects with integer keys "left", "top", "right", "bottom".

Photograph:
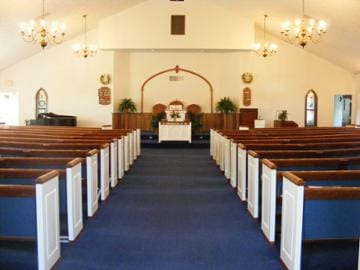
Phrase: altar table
[{"left": 159, "top": 122, "right": 192, "bottom": 143}]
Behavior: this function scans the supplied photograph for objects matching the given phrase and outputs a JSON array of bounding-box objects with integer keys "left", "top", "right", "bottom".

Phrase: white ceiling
[{"left": 1, "top": 0, "right": 360, "bottom": 73}]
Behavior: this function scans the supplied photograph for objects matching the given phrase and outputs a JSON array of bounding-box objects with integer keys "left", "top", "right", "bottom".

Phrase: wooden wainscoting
[{"left": 112, "top": 112, "right": 240, "bottom": 132}]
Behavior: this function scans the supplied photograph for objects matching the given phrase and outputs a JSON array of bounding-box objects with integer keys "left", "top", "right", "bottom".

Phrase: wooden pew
[
  {"left": 237, "top": 142, "right": 360, "bottom": 202},
  {"left": 0, "top": 158, "right": 83, "bottom": 242},
  {"left": 211, "top": 128, "right": 360, "bottom": 180},
  {"left": 246, "top": 148, "right": 360, "bottom": 218},
  {"left": 0, "top": 148, "right": 99, "bottom": 217},
  {"left": 0, "top": 125, "right": 139, "bottom": 162},
  {"left": 0, "top": 130, "right": 123, "bottom": 182},
  {"left": 280, "top": 171, "right": 360, "bottom": 270},
  {"left": 0, "top": 135, "right": 120, "bottom": 187},
  {"left": 229, "top": 135, "right": 360, "bottom": 191},
  {"left": 0, "top": 170, "right": 60, "bottom": 270},
  {"left": 261, "top": 157, "right": 360, "bottom": 242},
  {"left": 0, "top": 141, "right": 110, "bottom": 202}
]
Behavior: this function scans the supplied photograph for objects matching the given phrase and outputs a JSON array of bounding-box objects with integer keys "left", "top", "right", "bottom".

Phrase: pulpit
[
  {"left": 159, "top": 100, "right": 191, "bottom": 142},
  {"left": 159, "top": 121, "right": 192, "bottom": 143}
]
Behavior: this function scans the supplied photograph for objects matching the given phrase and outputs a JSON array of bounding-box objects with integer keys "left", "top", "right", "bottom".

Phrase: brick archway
[{"left": 140, "top": 65, "right": 213, "bottom": 113}]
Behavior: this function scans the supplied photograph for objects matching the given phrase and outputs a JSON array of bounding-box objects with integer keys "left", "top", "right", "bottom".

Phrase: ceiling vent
[{"left": 171, "top": 15, "right": 185, "bottom": 35}]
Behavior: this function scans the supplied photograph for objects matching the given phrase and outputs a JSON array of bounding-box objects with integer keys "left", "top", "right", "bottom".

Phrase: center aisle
[{"left": 58, "top": 148, "right": 281, "bottom": 270}]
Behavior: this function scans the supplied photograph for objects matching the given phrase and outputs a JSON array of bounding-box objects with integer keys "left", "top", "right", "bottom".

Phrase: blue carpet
[
  {"left": 0, "top": 148, "right": 358, "bottom": 269},
  {"left": 58, "top": 148, "right": 281, "bottom": 270}
]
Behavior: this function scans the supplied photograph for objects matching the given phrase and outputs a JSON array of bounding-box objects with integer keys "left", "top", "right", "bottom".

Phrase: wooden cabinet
[{"left": 239, "top": 108, "right": 258, "bottom": 128}]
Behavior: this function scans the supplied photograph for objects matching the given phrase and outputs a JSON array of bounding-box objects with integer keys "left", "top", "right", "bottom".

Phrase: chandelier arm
[
  {"left": 302, "top": 0, "right": 305, "bottom": 17},
  {"left": 42, "top": 0, "right": 45, "bottom": 19},
  {"left": 263, "top": 15, "right": 266, "bottom": 43}
]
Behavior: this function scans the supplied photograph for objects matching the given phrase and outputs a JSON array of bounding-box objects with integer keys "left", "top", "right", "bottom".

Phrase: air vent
[
  {"left": 171, "top": 15, "right": 185, "bottom": 35},
  {"left": 169, "top": 75, "right": 184, "bottom": 81}
]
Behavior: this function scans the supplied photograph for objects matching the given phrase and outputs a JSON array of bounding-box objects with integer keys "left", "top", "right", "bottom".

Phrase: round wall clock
[
  {"left": 100, "top": 73, "right": 112, "bottom": 85},
  {"left": 242, "top": 72, "right": 253, "bottom": 84}
]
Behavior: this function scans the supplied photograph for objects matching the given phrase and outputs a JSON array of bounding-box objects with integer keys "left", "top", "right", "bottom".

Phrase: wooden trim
[
  {"left": 66, "top": 158, "right": 82, "bottom": 168},
  {"left": 0, "top": 185, "right": 35, "bottom": 197},
  {"left": 140, "top": 65, "right": 214, "bottom": 113},
  {"left": 262, "top": 159, "right": 277, "bottom": 169},
  {"left": 248, "top": 150, "right": 259, "bottom": 158},
  {"left": 238, "top": 143, "right": 247, "bottom": 150},
  {"left": 87, "top": 149, "right": 98, "bottom": 156},
  {"left": 288, "top": 170, "right": 360, "bottom": 181},
  {"left": 304, "top": 187, "right": 360, "bottom": 200},
  {"left": 35, "top": 170, "right": 59, "bottom": 184},
  {"left": 282, "top": 172, "right": 305, "bottom": 186},
  {"left": 266, "top": 157, "right": 350, "bottom": 167},
  {"left": 100, "top": 143, "right": 109, "bottom": 149}
]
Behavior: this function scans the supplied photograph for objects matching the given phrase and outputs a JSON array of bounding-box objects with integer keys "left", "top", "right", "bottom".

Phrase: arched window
[
  {"left": 305, "top": 90, "right": 318, "bottom": 127},
  {"left": 35, "top": 88, "right": 48, "bottom": 117}
]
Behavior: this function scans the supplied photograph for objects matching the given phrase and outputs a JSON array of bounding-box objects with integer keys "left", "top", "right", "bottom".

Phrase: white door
[
  {"left": 333, "top": 95, "right": 352, "bottom": 127},
  {"left": 0, "top": 92, "right": 19, "bottom": 125}
]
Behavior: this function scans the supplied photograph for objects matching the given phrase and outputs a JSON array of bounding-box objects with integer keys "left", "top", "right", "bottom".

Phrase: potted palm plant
[
  {"left": 216, "top": 97, "right": 237, "bottom": 128},
  {"left": 118, "top": 98, "right": 137, "bottom": 129}
]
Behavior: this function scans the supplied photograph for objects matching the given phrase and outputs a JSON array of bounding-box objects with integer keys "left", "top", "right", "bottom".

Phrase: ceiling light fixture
[
  {"left": 19, "top": 0, "right": 65, "bottom": 49},
  {"left": 281, "top": 0, "right": 327, "bottom": 48},
  {"left": 254, "top": 15, "right": 278, "bottom": 58},
  {"left": 72, "top": 14, "right": 97, "bottom": 58}
]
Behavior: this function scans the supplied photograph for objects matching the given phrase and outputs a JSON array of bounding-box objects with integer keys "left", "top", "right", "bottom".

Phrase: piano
[{"left": 27, "top": 112, "right": 77, "bottom": 126}]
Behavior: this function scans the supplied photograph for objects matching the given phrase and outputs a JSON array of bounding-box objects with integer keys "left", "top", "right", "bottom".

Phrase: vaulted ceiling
[{"left": 1, "top": 0, "right": 359, "bottom": 73}]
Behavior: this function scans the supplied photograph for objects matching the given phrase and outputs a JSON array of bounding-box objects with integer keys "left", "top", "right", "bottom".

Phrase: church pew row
[
  {"left": 229, "top": 139, "right": 360, "bottom": 188},
  {"left": 0, "top": 127, "right": 141, "bottom": 215},
  {"left": 260, "top": 157, "right": 360, "bottom": 243},
  {"left": 246, "top": 148, "right": 360, "bottom": 218},
  {"left": 0, "top": 126, "right": 141, "bottom": 167},
  {"left": 211, "top": 126, "right": 360, "bottom": 159},
  {"left": 210, "top": 127, "right": 360, "bottom": 158},
  {"left": 236, "top": 141, "right": 360, "bottom": 201},
  {"left": 0, "top": 170, "right": 60, "bottom": 270},
  {"left": 0, "top": 136, "right": 120, "bottom": 186},
  {"left": 0, "top": 141, "right": 110, "bottom": 202},
  {"left": 0, "top": 129, "right": 126, "bottom": 180},
  {"left": 211, "top": 128, "right": 360, "bottom": 179},
  {"left": 0, "top": 141, "right": 110, "bottom": 200},
  {"left": 0, "top": 148, "right": 99, "bottom": 217},
  {"left": 13, "top": 127, "right": 139, "bottom": 172},
  {"left": 280, "top": 171, "right": 360, "bottom": 270},
  {"left": 0, "top": 158, "right": 83, "bottom": 242}
]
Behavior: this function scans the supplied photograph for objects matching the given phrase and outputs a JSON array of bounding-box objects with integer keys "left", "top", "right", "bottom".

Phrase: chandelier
[
  {"left": 281, "top": 0, "right": 327, "bottom": 47},
  {"left": 72, "top": 15, "right": 97, "bottom": 58},
  {"left": 19, "top": 0, "right": 65, "bottom": 49},
  {"left": 253, "top": 15, "right": 278, "bottom": 58}
]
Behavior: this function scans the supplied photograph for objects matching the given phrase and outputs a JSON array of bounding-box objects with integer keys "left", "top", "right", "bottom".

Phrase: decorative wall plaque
[
  {"left": 242, "top": 72, "right": 253, "bottom": 84},
  {"left": 100, "top": 73, "right": 111, "bottom": 85},
  {"left": 98, "top": 87, "right": 111, "bottom": 105},
  {"left": 243, "top": 87, "right": 251, "bottom": 106}
]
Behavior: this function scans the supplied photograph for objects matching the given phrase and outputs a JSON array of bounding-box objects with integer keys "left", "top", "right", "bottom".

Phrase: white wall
[
  {"left": 0, "top": 4, "right": 356, "bottom": 128},
  {"left": 99, "top": 0, "right": 254, "bottom": 51},
  {"left": 0, "top": 30, "right": 114, "bottom": 127},
  {"left": 114, "top": 28, "right": 356, "bottom": 127},
  {"left": 355, "top": 74, "right": 360, "bottom": 125}
]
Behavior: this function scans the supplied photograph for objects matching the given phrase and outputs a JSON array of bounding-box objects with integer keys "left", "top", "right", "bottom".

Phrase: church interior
[{"left": 0, "top": 0, "right": 359, "bottom": 269}]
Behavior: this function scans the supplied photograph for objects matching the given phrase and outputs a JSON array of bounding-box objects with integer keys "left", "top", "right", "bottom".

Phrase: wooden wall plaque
[
  {"left": 243, "top": 87, "right": 251, "bottom": 106},
  {"left": 98, "top": 87, "right": 111, "bottom": 105}
]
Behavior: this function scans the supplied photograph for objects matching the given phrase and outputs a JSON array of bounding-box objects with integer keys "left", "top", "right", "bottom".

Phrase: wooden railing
[{"left": 112, "top": 112, "right": 240, "bottom": 132}]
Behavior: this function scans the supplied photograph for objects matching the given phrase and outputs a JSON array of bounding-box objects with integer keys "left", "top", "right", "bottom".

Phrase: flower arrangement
[{"left": 170, "top": 110, "right": 181, "bottom": 121}]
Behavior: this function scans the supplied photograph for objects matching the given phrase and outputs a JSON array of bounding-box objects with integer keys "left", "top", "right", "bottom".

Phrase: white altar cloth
[{"left": 159, "top": 122, "right": 192, "bottom": 143}]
